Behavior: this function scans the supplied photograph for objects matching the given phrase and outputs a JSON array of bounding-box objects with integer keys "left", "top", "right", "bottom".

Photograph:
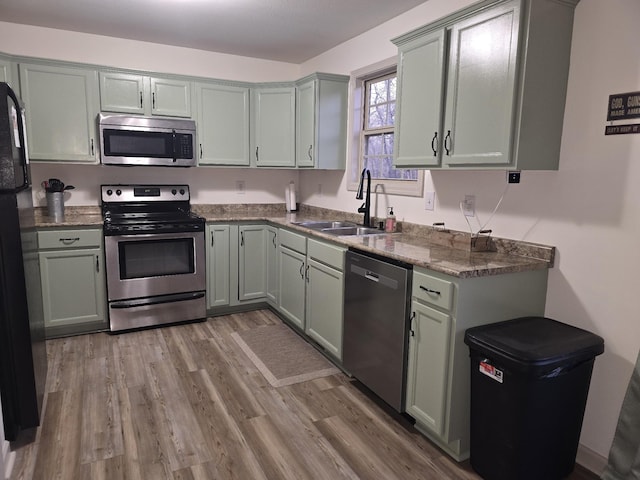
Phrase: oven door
[{"left": 104, "top": 230, "right": 205, "bottom": 301}]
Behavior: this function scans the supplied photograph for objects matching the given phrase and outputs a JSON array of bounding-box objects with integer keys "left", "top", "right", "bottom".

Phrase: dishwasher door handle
[{"left": 365, "top": 271, "right": 379, "bottom": 282}]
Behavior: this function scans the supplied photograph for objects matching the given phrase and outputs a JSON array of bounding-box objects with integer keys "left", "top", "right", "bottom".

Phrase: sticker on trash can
[{"left": 479, "top": 360, "right": 503, "bottom": 383}]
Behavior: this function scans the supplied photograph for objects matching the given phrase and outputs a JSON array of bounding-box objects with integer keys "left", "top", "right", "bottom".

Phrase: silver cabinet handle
[
  {"left": 255, "top": 146, "right": 259, "bottom": 162},
  {"left": 409, "top": 311, "right": 416, "bottom": 337},
  {"left": 139, "top": 91, "right": 143, "bottom": 108},
  {"left": 307, "top": 144, "right": 313, "bottom": 160},
  {"left": 96, "top": 255, "right": 100, "bottom": 273},
  {"left": 431, "top": 132, "right": 438, "bottom": 157},
  {"left": 240, "top": 231, "right": 245, "bottom": 246},
  {"left": 90, "top": 138, "right": 95, "bottom": 156},
  {"left": 299, "top": 261, "right": 305, "bottom": 279},
  {"left": 152, "top": 91, "right": 156, "bottom": 109},
  {"left": 444, "top": 130, "right": 452, "bottom": 156}
]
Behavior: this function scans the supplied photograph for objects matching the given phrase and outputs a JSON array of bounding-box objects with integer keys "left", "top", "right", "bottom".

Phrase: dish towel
[{"left": 602, "top": 349, "right": 640, "bottom": 479}]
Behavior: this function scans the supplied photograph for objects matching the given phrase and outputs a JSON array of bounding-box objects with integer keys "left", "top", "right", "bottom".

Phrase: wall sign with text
[{"left": 605, "top": 91, "right": 640, "bottom": 135}]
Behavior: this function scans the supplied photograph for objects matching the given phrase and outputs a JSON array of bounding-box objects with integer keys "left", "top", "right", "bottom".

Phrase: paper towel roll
[{"left": 288, "top": 181, "right": 297, "bottom": 211}]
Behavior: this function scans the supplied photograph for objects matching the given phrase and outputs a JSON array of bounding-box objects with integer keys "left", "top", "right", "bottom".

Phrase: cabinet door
[
  {"left": 405, "top": 301, "right": 451, "bottom": 436},
  {"left": 196, "top": 82, "right": 250, "bottom": 166},
  {"left": 19, "top": 63, "right": 99, "bottom": 162},
  {"left": 394, "top": 30, "right": 446, "bottom": 168},
  {"left": 443, "top": 2, "right": 520, "bottom": 166},
  {"left": 278, "top": 246, "right": 306, "bottom": 329},
  {"left": 39, "top": 248, "right": 106, "bottom": 333},
  {"left": 305, "top": 258, "right": 343, "bottom": 360},
  {"left": 238, "top": 225, "right": 267, "bottom": 301},
  {"left": 150, "top": 77, "right": 192, "bottom": 117},
  {"left": 253, "top": 87, "right": 296, "bottom": 167},
  {"left": 206, "top": 224, "right": 230, "bottom": 308},
  {"left": 99, "top": 72, "right": 145, "bottom": 114},
  {"left": 266, "top": 226, "right": 279, "bottom": 306},
  {"left": 0, "top": 57, "right": 12, "bottom": 86},
  {"left": 296, "top": 79, "right": 316, "bottom": 167}
]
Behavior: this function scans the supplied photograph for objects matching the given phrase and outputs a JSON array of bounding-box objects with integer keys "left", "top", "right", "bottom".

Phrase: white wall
[
  {"left": 300, "top": 0, "right": 640, "bottom": 462},
  {"left": 1, "top": 0, "right": 638, "bottom": 463}
]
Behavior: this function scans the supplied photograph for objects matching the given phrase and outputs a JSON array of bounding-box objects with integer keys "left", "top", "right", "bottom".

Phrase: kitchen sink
[
  {"left": 320, "top": 226, "right": 383, "bottom": 236},
  {"left": 293, "top": 220, "right": 358, "bottom": 230}
]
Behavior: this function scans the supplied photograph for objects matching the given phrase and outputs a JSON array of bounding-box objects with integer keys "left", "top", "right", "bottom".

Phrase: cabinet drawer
[
  {"left": 279, "top": 228, "right": 306, "bottom": 254},
  {"left": 412, "top": 269, "right": 454, "bottom": 311},
  {"left": 38, "top": 229, "right": 102, "bottom": 249},
  {"left": 308, "top": 238, "right": 345, "bottom": 271}
]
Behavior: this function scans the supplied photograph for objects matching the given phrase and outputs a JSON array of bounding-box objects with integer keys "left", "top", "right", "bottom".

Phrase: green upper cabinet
[
  {"left": 99, "top": 71, "right": 192, "bottom": 117},
  {"left": 295, "top": 73, "right": 349, "bottom": 169},
  {"left": 393, "top": 0, "right": 579, "bottom": 170},
  {"left": 195, "top": 81, "right": 250, "bottom": 166},
  {"left": 19, "top": 62, "right": 99, "bottom": 163},
  {"left": 442, "top": 3, "right": 519, "bottom": 167},
  {"left": 252, "top": 85, "right": 296, "bottom": 167},
  {"left": 394, "top": 30, "right": 446, "bottom": 167}
]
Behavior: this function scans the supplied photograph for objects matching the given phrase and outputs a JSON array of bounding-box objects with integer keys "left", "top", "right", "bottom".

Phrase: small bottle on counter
[{"left": 385, "top": 207, "right": 396, "bottom": 233}]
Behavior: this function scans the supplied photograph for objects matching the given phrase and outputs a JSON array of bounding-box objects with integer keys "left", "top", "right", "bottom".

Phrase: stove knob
[
  {"left": 116, "top": 189, "right": 122, "bottom": 196},
  {"left": 106, "top": 189, "right": 113, "bottom": 196},
  {"left": 180, "top": 188, "right": 185, "bottom": 196},
  {"left": 172, "top": 189, "right": 177, "bottom": 195}
]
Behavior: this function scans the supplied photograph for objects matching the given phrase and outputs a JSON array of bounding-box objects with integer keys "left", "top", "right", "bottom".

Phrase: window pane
[{"left": 367, "top": 105, "right": 389, "bottom": 128}]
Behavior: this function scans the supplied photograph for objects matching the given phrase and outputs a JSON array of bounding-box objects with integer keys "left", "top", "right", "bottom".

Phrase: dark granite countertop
[{"left": 35, "top": 204, "right": 554, "bottom": 279}]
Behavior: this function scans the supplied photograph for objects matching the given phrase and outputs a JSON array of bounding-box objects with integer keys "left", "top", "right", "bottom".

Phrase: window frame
[{"left": 347, "top": 59, "right": 424, "bottom": 197}]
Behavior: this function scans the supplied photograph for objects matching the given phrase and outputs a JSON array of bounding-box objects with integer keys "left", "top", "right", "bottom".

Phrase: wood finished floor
[{"left": 9, "top": 309, "right": 598, "bottom": 480}]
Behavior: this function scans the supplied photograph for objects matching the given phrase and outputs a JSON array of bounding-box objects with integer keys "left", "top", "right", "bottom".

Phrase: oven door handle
[{"left": 110, "top": 292, "right": 205, "bottom": 309}]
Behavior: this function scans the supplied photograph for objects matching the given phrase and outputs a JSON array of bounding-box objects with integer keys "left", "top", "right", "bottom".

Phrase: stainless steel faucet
[{"left": 356, "top": 168, "right": 371, "bottom": 227}]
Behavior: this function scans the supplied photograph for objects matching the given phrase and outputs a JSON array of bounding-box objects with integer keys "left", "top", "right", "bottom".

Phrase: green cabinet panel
[
  {"left": 39, "top": 246, "right": 106, "bottom": 338},
  {"left": 295, "top": 74, "right": 349, "bottom": 169},
  {"left": 0, "top": 56, "right": 14, "bottom": 87},
  {"left": 394, "top": 30, "right": 446, "bottom": 167},
  {"left": 19, "top": 63, "right": 99, "bottom": 163},
  {"left": 206, "top": 224, "right": 230, "bottom": 308},
  {"left": 252, "top": 86, "right": 296, "bottom": 167},
  {"left": 393, "top": 0, "right": 579, "bottom": 170},
  {"left": 266, "top": 225, "right": 279, "bottom": 306},
  {"left": 305, "top": 257, "right": 343, "bottom": 360},
  {"left": 278, "top": 245, "right": 306, "bottom": 329},
  {"left": 196, "top": 82, "right": 250, "bottom": 166},
  {"left": 238, "top": 225, "right": 267, "bottom": 301},
  {"left": 443, "top": 3, "right": 519, "bottom": 166},
  {"left": 99, "top": 72, "right": 191, "bottom": 117},
  {"left": 406, "top": 301, "right": 451, "bottom": 435}
]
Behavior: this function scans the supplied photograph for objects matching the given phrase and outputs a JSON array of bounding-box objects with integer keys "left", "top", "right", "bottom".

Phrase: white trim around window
[{"left": 346, "top": 58, "right": 425, "bottom": 197}]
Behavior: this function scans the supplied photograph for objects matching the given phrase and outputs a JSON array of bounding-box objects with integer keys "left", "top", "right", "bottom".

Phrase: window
[{"left": 349, "top": 63, "right": 423, "bottom": 197}]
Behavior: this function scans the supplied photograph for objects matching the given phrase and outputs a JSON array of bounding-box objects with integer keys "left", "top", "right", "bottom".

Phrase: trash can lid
[{"left": 464, "top": 317, "right": 604, "bottom": 373}]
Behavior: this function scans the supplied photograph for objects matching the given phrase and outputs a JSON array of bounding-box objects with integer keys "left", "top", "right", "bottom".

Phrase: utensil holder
[{"left": 46, "top": 192, "right": 65, "bottom": 222}]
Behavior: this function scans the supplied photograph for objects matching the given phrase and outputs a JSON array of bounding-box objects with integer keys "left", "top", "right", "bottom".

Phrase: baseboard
[{"left": 577, "top": 443, "right": 608, "bottom": 476}]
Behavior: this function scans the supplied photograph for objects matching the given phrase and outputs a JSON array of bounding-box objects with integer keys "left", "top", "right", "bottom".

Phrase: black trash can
[{"left": 464, "top": 316, "right": 604, "bottom": 480}]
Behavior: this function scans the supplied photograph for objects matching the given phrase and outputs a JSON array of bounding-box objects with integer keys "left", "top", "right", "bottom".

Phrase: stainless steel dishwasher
[{"left": 343, "top": 248, "right": 412, "bottom": 412}]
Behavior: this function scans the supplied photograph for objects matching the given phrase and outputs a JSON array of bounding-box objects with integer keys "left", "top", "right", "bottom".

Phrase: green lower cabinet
[
  {"left": 405, "top": 301, "right": 452, "bottom": 436},
  {"left": 278, "top": 245, "right": 306, "bottom": 329},
  {"left": 236, "top": 225, "right": 267, "bottom": 303},
  {"left": 206, "top": 224, "right": 230, "bottom": 308},
  {"left": 305, "top": 257, "right": 344, "bottom": 361},
  {"left": 39, "top": 247, "right": 106, "bottom": 338},
  {"left": 405, "top": 266, "right": 548, "bottom": 461},
  {"left": 265, "top": 226, "right": 279, "bottom": 306}
]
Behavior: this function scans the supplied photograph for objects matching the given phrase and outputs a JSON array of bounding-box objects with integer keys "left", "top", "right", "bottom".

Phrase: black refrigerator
[{"left": 0, "top": 81, "right": 47, "bottom": 441}]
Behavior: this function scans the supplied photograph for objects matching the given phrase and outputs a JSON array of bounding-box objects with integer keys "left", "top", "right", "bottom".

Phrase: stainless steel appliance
[
  {"left": 343, "top": 249, "right": 412, "bottom": 412},
  {"left": 102, "top": 184, "right": 206, "bottom": 332},
  {"left": 0, "top": 82, "right": 47, "bottom": 440},
  {"left": 98, "top": 113, "right": 196, "bottom": 167}
]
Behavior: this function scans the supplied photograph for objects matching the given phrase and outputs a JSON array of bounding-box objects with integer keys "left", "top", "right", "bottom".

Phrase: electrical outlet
[
  {"left": 425, "top": 191, "right": 435, "bottom": 211},
  {"left": 463, "top": 195, "right": 475, "bottom": 217},
  {"left": 236, "top": 180, "right": 245, "bottom": 194},
  {"left": 508, "top": 171, "right": 521, "bottom": 184}
]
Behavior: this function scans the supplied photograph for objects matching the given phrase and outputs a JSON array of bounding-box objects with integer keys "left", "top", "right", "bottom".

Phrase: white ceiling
[{"left": 0, "top": 0, "right": 428, "bottom": 63}]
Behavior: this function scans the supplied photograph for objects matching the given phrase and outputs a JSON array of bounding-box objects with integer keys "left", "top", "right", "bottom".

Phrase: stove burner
[{"left": 101, "top": 184, "right": 204, "bottom": 236}]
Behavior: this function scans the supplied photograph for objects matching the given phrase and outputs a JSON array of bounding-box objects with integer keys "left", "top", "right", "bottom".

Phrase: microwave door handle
[{"left": 172, "top": 130, "right": 177, "bottom": 163}]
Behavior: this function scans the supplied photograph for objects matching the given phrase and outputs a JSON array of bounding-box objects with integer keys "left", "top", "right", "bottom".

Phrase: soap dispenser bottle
[{"left": 385, "top": 207, "right": 396, "bottom": 233}]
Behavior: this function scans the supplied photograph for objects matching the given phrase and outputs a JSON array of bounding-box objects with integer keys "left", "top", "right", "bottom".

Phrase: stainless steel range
[{"left": 101, "top": 184, "right": 206, "bottom": 332}]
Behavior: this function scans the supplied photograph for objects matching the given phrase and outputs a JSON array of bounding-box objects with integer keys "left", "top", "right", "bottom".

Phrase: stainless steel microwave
[{"left": 98, "top": 113, "right": 196, "bottom": 167}]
